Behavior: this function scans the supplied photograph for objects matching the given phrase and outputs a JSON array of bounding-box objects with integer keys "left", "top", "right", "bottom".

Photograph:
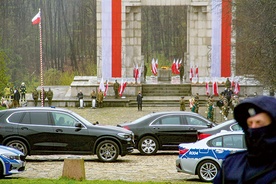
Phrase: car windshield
[
  {"left": 69, "top": 111, "right": 93, "bottom": 125},
  {"left": 130, "top": 113, "right": 154, "bottom": 124}
]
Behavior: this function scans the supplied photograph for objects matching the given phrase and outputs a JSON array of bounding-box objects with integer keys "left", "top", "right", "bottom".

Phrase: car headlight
[
  {"left": 1, "top": 154, "right": 20, "bottom": 160},
  {"left": 117, "top": 133, "right": 133, "bottom": 140}
]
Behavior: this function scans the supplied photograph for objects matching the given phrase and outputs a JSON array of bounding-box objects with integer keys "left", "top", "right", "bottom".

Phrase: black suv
[{"left": 0, "top": 107, "right": 134, "bottom": 162}]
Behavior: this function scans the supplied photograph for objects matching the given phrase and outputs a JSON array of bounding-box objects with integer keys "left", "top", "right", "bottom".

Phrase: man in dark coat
[
  {"left": 13, "top": 88, "right": 20, "bottom": 108},
  {"left": 136, "top": 91, "right": 143, "bottom": 111},
  {"left": 179, "top": 63, "right": 184, "bottom": 82},
  {"left": 214, "top": 96, "right": 276, "bottom": 184}
]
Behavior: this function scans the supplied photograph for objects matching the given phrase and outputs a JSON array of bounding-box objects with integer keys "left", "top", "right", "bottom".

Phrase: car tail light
[
  {"left": 197, "top": 133, "right": 211, "bottom": 140},
  {"left": 179, "top": 148, "right": 189, "bottom": 155}
]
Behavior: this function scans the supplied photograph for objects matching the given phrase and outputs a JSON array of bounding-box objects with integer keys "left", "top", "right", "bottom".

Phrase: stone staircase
[
  {"left": 142, "top": 84, "right": 191, "bottom": 96},
  {"left": 129, "top": 84, "right": 192, "bottom": 107}
]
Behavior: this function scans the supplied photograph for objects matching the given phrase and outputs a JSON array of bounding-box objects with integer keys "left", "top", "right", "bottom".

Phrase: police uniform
[{"left": 214, "top": 96, "right": 276, "bottom": 184}]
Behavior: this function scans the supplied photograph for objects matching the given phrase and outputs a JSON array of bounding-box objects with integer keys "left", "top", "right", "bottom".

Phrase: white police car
[
  {"left": 0, "top": 145, "right": 26, "bottom": 177},
  {"left": 176, "top": 131, "right": 246, "bottom": 182}
]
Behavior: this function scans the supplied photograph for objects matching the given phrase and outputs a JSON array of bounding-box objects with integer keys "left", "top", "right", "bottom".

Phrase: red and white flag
[
  {"left": 213, "top": 81, "right": 219, "bottom": 96},
  {"left": 119, "top": 79, "right": 127, "bottom": 97},
  {"left": 206, "top": 81, "right": 210, "bottom": 95},
  {"left": 99, "top": 78, "right": 105, "bottom": 92},
  {"left": 151, "top": 58, "right": 157, "bottom": 76},
  {"left": 171, "top": 59, "right": 176, "bottom": 74},
  {"left": 234, "top": 81, "right": 240, "bottom": 94},
  {"left": 175, "top": 59, "right": 180, "bottom": 75},
  {"left": 104, "top": 80, "right": 108, "bottom": 97},
  {"left": 189, "top": 67, "right": 194, "bottom": 81},
  {"left": 32, "top": 10, "right": 41, "bottom": 25},
  {"left": 134, "top": 64, "right": 139, "bottom": 81},
  {"left": 195, "top": 66, "right": 199, "bottom": 79}
]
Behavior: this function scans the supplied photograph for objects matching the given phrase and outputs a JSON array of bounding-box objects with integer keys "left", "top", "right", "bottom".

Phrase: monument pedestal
[{"left": 158, "top": 69, "right": 172, "bottom": 81}]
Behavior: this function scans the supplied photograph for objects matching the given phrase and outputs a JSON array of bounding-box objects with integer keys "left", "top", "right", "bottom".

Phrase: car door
[
  {"left": 15, "top": 111, "right": 56, "bottom": 152},
  {"left": 183, "top": 115, "right": 211, "bottom": 142},
  {"left": 50, "top": 112, "right": 94, "bottom": 153},
  {"left": 208, "top": 134, "right": 245, "bottom": 161},
  {"left": 150, "top": 114, "right": 189, "bottom": 148}
]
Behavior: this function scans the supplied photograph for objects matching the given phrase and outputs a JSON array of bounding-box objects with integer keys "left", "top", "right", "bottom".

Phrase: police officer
[{"left": 214, "top": 96, "right": 276, "bottom": 183}]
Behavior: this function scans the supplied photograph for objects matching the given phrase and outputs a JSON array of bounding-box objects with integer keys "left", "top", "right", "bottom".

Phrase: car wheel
[
  {"left": 0, "top": 162, "right": 3, "bottom": 178},
  {"left": 6, "top": 140, "right": 28, "bottom": 156},
  {"left": 138, "top": 136, "right": 158, "bottom": 155},
  {"left": 197, "top": 160, "right": 220, "bottom": 182},
  {"left": 96, "top": 140, "right": 119, "bottom": 162}
]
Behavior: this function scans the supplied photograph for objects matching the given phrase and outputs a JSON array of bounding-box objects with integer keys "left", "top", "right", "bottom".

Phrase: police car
[
  {"left": 0, "top": 145, "right": 26, "bottom": 177},
  {"left": 176, "top": 131, "right": 246, "bottom": 182}
]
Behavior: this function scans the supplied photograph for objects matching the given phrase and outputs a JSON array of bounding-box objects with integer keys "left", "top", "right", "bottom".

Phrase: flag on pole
[
  {"left": 206, "top": 81, "right": 210, "bottom": 95},
  {"left": 175, "top": 59, "right": 180, "bottom": 75},
  {"left": 99, "top": 78, "right": 105, "bottom": 92},
  {"left": 171, "top": 59, "right": 176, "bottom": 74},
  {"left": 213, "top": 81, "right": 219, "bottom": 96},
  {"left": 151, "top": 58, "right": 157, "bottom": 76},
  {"left": 195, "top": 66, "right": 199, "bottom": 79},
  {"left": 32, "top": 11, "right": 41, "bottom": 25},
  {"left": 134, "top": 64, "right": 139, "bottom": 81},
  {"left": 104, "top": 80, "right": 108, "bottom": 97},
  {"left": 234, "top": 81, "right": 240, "bottom": 94},
  {"left": 189, "top": 67, "right": 194, "bottom": 81},
  {"left": 119, "top": 79, "right": 127, "bottom": 97}
]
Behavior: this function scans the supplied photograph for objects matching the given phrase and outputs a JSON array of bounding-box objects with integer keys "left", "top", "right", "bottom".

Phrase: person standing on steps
[
  {"left": 180, "top": 96, "right": 186, "bottom": 111},
  {"left": 90, "top": 90, "right": 97, "bottom": 108},
  {"left": 137, "top": 91, "right": 143, "bottom": 111},
  {"left": 113, "top": 80, "right": 119, "bottom": 99}
]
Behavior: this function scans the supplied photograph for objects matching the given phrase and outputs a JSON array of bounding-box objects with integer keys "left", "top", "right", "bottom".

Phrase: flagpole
[{"left": 39, "top": 8, "right": 44, "bottom": 107}]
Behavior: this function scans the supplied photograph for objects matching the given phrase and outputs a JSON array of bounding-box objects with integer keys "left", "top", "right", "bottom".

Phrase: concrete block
[{"left": 62, "top": 158, "right": 85, "bottom": 181}]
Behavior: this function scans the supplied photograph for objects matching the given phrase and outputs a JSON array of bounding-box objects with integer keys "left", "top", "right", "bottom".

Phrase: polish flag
[
  {"left": 195, "top": 66, "right": 199, "bottom": 79},
  {"left": 134, "top": 64, "right": 139, "bottom": 80},
  {"left": 99, "top": 78, "right": 105, "bottom": 92},
  {"left": 171, "top": 59, "right": 176, "bottom": 74},
  {"left": 206, "top": 81, "right": 210, "bottom": 95},
  {"left": 234, "top": 81, "right": 240, "bottom": 94},
  {"left": 32, "top": 11, "right": 41, "bottom": 25},
  {"left": 213, "top": 81, "right": 219, "bottom": 96},
  {"left": 189, "top": 67, "right": 194, "bottom": 81},
  {"left": 119, "top": 79, "right": 127, "bottom": 97},
  {"left": 151, "top": 58, "right": 157, "bottom": 76},
  {"left": 211, "top": 0, "right": 232, "bottom": 77},
  {"left": 104, "top": 80, "right": 108, "bottom": 97},
  {"left": 175, "top": 59, "right": 180, "bottom": 75},
  {"left": 101, "top": 0, "right": 122, "bottom": 79}
]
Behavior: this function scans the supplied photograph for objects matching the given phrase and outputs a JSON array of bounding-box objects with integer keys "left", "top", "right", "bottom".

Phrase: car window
[
  {"left": 208, "top": 134, "right": 244, "bottom": 148},
  {"left": 8, "top": 112, "right": 24, "bottom": 123},
  {"left": 230, "top": 124, "right": 242, "bottom": 131},
  {"left": 29, "top": 112, "right": 50, "bottom": 125},
  {"left": 185, "top": 116, "right": 207, "bottom": 126},
  {"left": 152, "top": 115, "right": 181, "bottom": 125},
  {"left": 52, "top": 112, "right": 77, "bottom": 127}
]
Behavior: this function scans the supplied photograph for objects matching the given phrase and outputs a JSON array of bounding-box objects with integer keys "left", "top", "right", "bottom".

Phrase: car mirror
[
  {"left": 207, "top": 123, "right": 213, "bottom": 128},
  {"left": 75, "top": 123, "right": 82, "bottom": 128},
  {"left": 93, "top": 121, "right": 99, "bottom": 125}
]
